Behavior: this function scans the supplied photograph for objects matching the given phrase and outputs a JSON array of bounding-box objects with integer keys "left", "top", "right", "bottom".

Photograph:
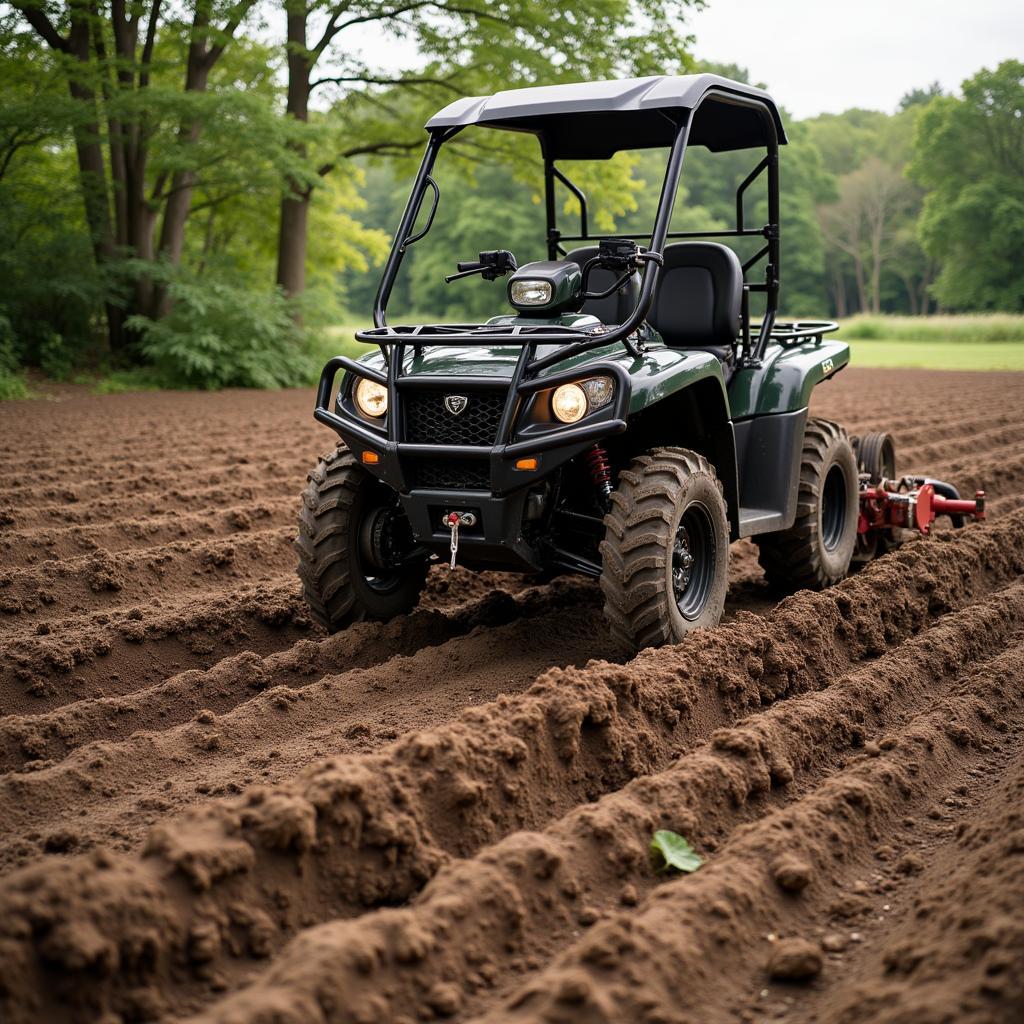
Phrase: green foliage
[
  {"left": 125, "top": 266, "right": 318, "bottom": 389},
  {"left": 91, "top": 366, "right": 189, "bottom": 394},
  {"left": 909, "top": 61, "right": 1024, "bottom": 312},
  {"left": 0, "top": 315, "right": 30, "bottom": 400},
  {"left": 650, "top": 830, "right": 703, "bottom": 874},
  {"left": 841, "top": 313, "right": 1024, "bottom": 343}
]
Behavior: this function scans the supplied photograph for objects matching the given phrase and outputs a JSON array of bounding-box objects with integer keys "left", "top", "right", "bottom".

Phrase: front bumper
[{"left": 313, "top": 355, "right": 630, "bottom": 569}]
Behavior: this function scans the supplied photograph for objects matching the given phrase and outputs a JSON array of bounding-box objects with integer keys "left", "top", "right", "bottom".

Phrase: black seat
[
  {"left": 648, "top": 242, "right": 743, "bottom": 363},
  {"left": 565, "top": 246, "right": 641, "bottom": 325}
]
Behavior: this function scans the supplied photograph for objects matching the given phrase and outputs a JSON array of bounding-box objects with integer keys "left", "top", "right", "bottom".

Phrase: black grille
[
  {"left": 404, "top": 390, "right": 506, "bottom": 446},
  {"left": 408, "top": 458, "right": 490, "bottom": 490}
]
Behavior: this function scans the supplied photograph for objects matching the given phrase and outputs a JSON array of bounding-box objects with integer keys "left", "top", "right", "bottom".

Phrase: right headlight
[
  {"left": 354, "top": 377, "right": 388, "bottom": 418},
  {"left": 550, "top": 376, "right": 615, "bottom": 424}
]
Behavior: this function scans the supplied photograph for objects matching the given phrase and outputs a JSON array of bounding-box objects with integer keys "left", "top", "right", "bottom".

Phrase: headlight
[
  {"left": 510, "top": 279, "right": 553, "bottom": 306},
  {"left": 551, "top": 383, "right": 588, "bottom": 423},
  {"left": 354, "top": 377, "right": 388, "bottom": 418},
  {"left": 582, "top": 376, "right": 614, "bottom": 410}
]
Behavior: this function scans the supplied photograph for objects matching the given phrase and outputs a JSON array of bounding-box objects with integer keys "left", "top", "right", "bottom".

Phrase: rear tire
[
  {"left": 755, "top": 418, "right": 859, "bottom": 590},
  {"left": 853, "top": 430, "right": 896, "bottom": 483},
  {"left": 851, "top": 430, "right": 896, "bottom": 561},
  {"left": 600, "top": 447, "right": 729, "bottom": 652},
  {"left": 295, "top": 445, "right": 427, "bottom": 632}
]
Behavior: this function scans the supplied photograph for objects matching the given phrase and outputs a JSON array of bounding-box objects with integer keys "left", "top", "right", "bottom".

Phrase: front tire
[
  {"left": 295, "top": 446, "right": 427, "bottom": 632},
  {"left": 755, "top": 418, "right": 859, "bottom": 590},
  {"left": 600, "top": 448, "right": 730, "bottom": 652}
]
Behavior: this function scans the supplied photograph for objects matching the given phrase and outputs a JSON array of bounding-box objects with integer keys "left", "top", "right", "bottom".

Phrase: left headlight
[
  {"left": 509, "top": 279, "right": 553, "bottom": 306},
  {"left": 354, "top": 377, "right": 388, "bottom": 418}
]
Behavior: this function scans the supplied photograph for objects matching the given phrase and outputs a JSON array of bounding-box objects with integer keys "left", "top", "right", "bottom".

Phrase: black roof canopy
[{"left": 425, "top": 74, "right": 787, "bottom": 159}]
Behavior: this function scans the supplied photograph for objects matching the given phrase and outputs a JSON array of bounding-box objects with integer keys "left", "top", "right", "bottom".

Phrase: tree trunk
[
  {"left": 852, "top": 254, "right": 867, "bottom": 314},
  {"left": 65, "top": 8, "right": 126, "bottom": 352},
  {"left": 900, "top": 273, "right": 918, "bottom": 316},
  {"left": 828, "top": 258, "right": 848, "bottom": 319},
  {"left": 149, "top": 5, "right": 214, "bottom": 318},
  {"left": 276, "top": 3, "right": 311, "bottom": 307}
]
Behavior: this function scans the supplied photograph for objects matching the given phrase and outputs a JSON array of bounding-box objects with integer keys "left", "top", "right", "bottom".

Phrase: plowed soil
[{"left": 1, "top": 368, "right": 1023, "bottom": 1024}]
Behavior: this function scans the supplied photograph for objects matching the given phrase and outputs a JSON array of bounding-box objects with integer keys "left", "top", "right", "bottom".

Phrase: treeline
[{"left": 0, "top": 0, "right": 1021, "bottom": 393}]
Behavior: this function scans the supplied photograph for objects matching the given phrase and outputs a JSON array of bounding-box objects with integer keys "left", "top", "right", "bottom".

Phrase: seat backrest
[
  {"left": 564, "top": 246, "right": 641, "bottom": 326},
  {"left": 648, "top": 242, "right": 743, "bottom": 357}
]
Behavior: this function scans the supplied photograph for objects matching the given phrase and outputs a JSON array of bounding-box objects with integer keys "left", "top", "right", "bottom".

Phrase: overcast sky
[
  {"left": 347, "top": 0, "right": 1021, "bottom": 121},
  {"left": 688, "top": 0, "right": 1023, "bottom": 118}
]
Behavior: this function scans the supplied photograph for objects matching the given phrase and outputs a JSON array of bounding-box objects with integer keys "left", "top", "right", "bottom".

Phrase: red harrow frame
[{"left": 853, "top": 432, "right": 986, "bottom": 557}]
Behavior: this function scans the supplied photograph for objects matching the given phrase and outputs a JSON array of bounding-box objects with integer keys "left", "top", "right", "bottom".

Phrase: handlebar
[
  {"left": 579, "top": 247, "right": 663, "bottom": 300},
  {"left": 445, "top": 249, "right": 518, "bottom": 284}
]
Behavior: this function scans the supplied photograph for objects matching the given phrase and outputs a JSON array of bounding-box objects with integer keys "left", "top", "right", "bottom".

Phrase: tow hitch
[
  {"left": 444, "top": 511, "right": 478, "bottom": 569},
  {"left": 860, "top": 478, "right": 986, "bottom": 537},
  {"left": 854, "top": 431, "right": 987, "bottom": 549}
]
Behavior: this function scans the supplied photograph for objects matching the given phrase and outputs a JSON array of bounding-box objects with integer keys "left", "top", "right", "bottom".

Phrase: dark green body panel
[
  {"left": 354, "top": 335, "right": 728, "bottom": 415},
  {"left": 728, "top": 338, "right": 850, "bottom": 419}
]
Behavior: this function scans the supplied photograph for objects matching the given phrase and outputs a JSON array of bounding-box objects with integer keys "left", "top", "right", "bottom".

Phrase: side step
[{"left": 738, "top": 507, "right": 787, "bottom": 536}]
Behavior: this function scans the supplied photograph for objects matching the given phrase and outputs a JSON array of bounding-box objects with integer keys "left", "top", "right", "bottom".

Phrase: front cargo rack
[{"left": 355, "top": 321, "right": 636, "bottom": 375}]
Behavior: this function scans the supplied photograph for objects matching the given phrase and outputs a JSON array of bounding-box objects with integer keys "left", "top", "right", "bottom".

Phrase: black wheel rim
[
  {"left": 357, "top": 502, "right": 412, "bottom": 594},
  {"left": 672, "top": 502, "right": 716, "bottom": 621},
  {"left": 821, "top": 463, "right": 848, "bottom": 552}
]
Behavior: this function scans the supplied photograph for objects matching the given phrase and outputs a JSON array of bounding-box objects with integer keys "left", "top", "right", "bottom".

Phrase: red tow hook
[{"left": 444, "top": 511, "right": 477, "bottom": 570}]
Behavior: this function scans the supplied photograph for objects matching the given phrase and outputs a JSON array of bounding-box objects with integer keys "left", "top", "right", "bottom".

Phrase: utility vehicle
[{"left": 296, "top": 74, "right": 983, "bottom": 651}]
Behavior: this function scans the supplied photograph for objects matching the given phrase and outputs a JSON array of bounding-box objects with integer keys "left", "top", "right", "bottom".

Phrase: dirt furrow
[
  {"left": 0, "top": 499, "right": 294, "bottom": 569},
  {"left": 2, "top": 459, "right": 310, "bottom": 511},
  {"left": 894, "top": 420, "right": 1024, "bottom": 471},
  {"left": 0, "top": 440, "right": 312, "bottom": 484},
  {"left": 0, "top": 583, "right": 623, "bottom": 873},
  {"left": 0, "top": 580, "right": 597, "bottom": 773},
  {"left": 0, "top": 528, "right": 295, "bottom": 621},
  {"left": 0, "top": 512, "right": 1021, "bottom": 1021},
  {"left": 174, "top": 577, "right": 1024, "bottom": 1024},
  {"left": 469, "top": 636, "right": 1024, "bottom": 1024},
  {"left": 0, "top": 480, "right": 299, "bottom": 530},
  {"left": 789, "top": 746, "right": 1024, "bottom": 1024},
  {"left": 0, "top": 579, "right": 313, "bottom": 715}
]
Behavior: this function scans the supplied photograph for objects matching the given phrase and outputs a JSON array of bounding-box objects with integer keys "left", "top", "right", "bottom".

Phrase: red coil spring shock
[{"left": 585, "top": 443, "right": 613, "bottom": 502}]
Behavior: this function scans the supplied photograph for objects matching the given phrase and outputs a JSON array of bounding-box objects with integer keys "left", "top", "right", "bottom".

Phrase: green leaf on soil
[{"left": 650, "top": 830, "right": 703, "bottom": 874}]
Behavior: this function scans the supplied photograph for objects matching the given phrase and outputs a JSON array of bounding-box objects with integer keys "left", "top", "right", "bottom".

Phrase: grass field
[
  {"left": 835, "top": 315, "right": 1024, "bottom": 371},
  {"left": 844, "top": 339, "right": 1024, "bottom": 370}
]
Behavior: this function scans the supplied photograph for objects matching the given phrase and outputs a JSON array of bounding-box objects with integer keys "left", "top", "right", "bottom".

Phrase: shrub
[
  {"left": 126, "top": 269, "right": 319, "bottom": 390},
  {"left": 840, "top": 313, "right": 1024, "bottom": 343},
  {"left": 0, "top": 314, "right": 30, "bottom": 400}
]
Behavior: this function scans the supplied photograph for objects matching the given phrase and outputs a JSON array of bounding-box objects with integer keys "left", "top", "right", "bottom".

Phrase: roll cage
[{"left": 360, "top": 75, "right": 833, "bottom": 362}]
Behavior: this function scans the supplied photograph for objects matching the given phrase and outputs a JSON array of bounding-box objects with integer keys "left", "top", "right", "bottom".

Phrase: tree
[
  {"left": 899, "top": 81, "right": 943, "bottom": 111},
  {"left": 909, "top": 60, "right": 1024, "bottom": 311},
  {"left": 8, "top": 0, "right": 266, "bottom": 348}
]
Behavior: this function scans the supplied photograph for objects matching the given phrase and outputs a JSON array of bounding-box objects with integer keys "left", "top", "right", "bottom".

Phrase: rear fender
[{"left": 728, "top": 339, "right": 850, "bottom": 418}]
